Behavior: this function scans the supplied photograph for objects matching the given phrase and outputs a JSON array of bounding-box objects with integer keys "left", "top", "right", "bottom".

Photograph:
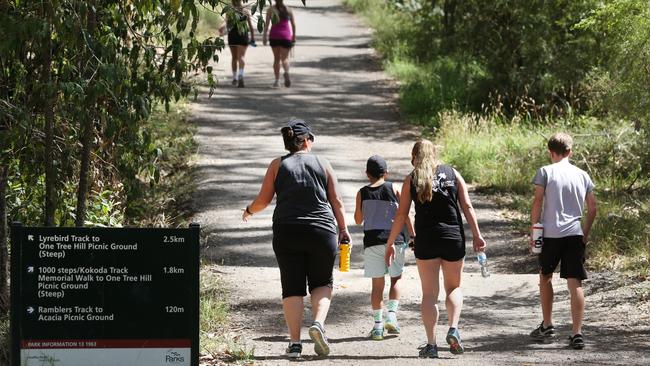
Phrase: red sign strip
[{"left": 22, "top": 339, "right": 191, "bottom": 349}]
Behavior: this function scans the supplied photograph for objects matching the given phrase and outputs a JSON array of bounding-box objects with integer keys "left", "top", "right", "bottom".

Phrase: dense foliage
[
  {"left": 0, "top": 0, "right": 271, "bottom": 317},
  {"left": 346, "top": 0, "right": 650, "bottom": 273}
]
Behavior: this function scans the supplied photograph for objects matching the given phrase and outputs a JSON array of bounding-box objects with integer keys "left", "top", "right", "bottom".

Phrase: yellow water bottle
[{"left": 339, "top": 238, "right": 351, "bottom": 272}]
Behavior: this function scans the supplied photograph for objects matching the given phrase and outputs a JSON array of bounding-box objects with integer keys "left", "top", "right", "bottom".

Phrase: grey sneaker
[
  {"left": 285, "top": 342, "right": 302, "bottom": 358},
  {"left": 308, "top": 321, "right": 330, "bottom": 356},
  {"left": 446, "top": 327, "right": 464, "bottom": 354},
  {"left": 272, "top": 79, "right": 280, "bottom": 88},
  {"left": 530, "top": 322, "right": 556, "bottom": 340},
  {"left": 231, "top": 78, "right": 238, "bottom": 86},
  {"left": 418, "top": 343, "right": 438, "bottom": 358},
  {"left": 237, "top": 77, "right": 244, "bottom": 88}
]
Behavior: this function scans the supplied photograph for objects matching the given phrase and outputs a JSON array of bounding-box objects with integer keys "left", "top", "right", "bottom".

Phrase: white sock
[
  {"left": 232, "top": 71, "right": 237, "bottom": 80},
  {"left": 238, "top": 69, "right": 245, "bottom": 78},
  {"left": 373, "top": 309, "right": 383, "bottom": 329}
]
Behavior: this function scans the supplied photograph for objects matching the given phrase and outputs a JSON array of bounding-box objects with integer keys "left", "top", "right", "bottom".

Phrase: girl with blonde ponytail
[
  {"left": 411, "top": 139, "right": 438, "bottom": 203},
  {"left": 385, "top": 139, "right": 486, "bottom": 359}
]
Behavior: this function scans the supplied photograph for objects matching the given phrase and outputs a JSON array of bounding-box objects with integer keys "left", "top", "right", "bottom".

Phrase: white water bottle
[
  {"left": 477, "top": 251, "right": 490, "bottom": 278},
  {"left": 532, "top": 223, "right": 544, "bottom": 254}
]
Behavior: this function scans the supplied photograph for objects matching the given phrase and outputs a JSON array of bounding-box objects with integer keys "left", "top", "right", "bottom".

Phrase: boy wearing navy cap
[{"left": 354, "top": 155, "right": 415, "bottom": 340}]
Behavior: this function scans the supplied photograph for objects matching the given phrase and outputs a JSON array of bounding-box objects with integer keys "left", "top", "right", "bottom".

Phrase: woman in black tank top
[
  {"left": 384, "top": 139, "right": 486, "bottom": 358},
  {"left": 241, "top": 119, "right": 350, "bottom": 358}
]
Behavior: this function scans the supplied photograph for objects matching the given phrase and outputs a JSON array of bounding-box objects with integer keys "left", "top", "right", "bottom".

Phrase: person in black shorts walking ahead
[
  {"left": 219, "top": 0, "right": 255, "bottom": 87},
  {"left": 529, "top": 133, "right": 597, "bottom": 349},
  {"left": 384, "top": 139, "right": 486, "bottom": 358},
  {"left": 262, "top": 0, "right": 296, "bottom": 87},
  {"left": 242, "top": 119, "right": 350, "bottom": 359}
]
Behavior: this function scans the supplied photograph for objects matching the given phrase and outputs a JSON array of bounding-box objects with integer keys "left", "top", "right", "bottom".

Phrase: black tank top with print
[{"left": 410, "top": 165, "right": 465, "bottom": 242}]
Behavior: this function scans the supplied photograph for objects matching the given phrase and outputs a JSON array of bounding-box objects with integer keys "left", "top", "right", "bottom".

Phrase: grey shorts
[{"left": 364, "top": 243, "right": 407, "bottom": 278}]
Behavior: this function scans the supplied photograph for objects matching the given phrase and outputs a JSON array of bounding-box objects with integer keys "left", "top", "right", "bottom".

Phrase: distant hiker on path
[
  {"left": 529, "top": 132, "right": 597, "bottom": 350},
  {"left": 241, "top": 119, "right": 350, "bottom": 359},
  {"left": 354, "top": 155, "right": 415, "bottom": 341},
  {"left": 262, "top": 0, "right": 296, "bottom": 87},
  {"left": 385, "top": 139, "right": 486, "bottom": 359},
  {"left": 219, "top": 0, "right": 256, "bottom": 87}
]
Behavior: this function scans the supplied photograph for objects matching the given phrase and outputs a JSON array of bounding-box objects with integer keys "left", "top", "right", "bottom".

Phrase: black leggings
[{"left": 273, "top": 224, "right": 337, "bottom": 298}]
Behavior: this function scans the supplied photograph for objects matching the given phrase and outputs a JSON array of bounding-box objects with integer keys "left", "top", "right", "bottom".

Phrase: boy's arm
[
  {"left": 531, "top": 185, "right": 544, "bottom": 225},
  {"left": 394, "top": 185, "right": 415, "bottom": 237},
  {"left": 530, "top": 185, "right": 545, "bottom": 250},
  {"left": 385, "top": 176, "right": 413, "bottom": 266},
  {"left": 583, "top": 191, "right": 597, "bottom": 244},
  {"left": 354, "top": 190, "right": 363, "bottom": 225}
]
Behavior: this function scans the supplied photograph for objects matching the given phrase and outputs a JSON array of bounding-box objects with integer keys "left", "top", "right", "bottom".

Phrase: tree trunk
[
  {"left": 75, "top": 2, "right": 97, "bottom": 228},
  {"left": 75, "top": 118, "right": 93, "bottom": 227},
  {"left": 442, "top": 0, "right": 457, "bottom": 52},
  {"left": 43, "top": 6, "right": 56, "bottom": 226},
  {"left": 0, "top": 163, "right": 9, "bottom": 314}
]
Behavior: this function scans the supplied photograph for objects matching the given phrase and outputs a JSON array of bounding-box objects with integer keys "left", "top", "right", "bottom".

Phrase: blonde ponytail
[{"left": 411, "top": 139, "right": 438, "bottom": 203}]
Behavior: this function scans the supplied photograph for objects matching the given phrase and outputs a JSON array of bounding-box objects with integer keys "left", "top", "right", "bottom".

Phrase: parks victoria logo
[{"left": 165, "top": 349, "right": 185, "bottom": 364}]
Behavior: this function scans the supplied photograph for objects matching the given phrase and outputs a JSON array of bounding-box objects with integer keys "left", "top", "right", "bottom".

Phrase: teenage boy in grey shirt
[{"left": 529, "top": 133, "right": 597, "bottom": 350}]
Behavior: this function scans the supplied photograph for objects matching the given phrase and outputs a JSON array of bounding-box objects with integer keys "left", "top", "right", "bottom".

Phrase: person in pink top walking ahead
[{"left": 262, "top": 0, "right": 296, "bottom": 87}]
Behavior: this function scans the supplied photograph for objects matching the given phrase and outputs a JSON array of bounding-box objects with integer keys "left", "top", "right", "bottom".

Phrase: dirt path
[{"left": 191, "top": 1, "right": 650, "bottom": 364}]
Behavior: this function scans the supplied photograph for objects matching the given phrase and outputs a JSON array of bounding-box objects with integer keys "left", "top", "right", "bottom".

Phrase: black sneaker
[
  {"left": 418, "top": 343, "right": 439, "bottom": 358},
  {"left": 308, "top": 321, "right": 330, "bottom": 356},
  {"left": 283, "top": 72, "right": 291, "bottom": 87},
  {"left": 569, "top": 334, "right": 585, "bottom": 349},
  {"left": 530, "top": 322, "right": 556, "bottom": 340},
  {"left": 285, "top": 342, "right": 302, "bottom": 359},
  {"left": 238, "top": 77, "right": 245, "bottom": 88}
]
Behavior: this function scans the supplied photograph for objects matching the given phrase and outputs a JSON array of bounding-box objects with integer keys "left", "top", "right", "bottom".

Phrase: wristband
[{"left": 245, "top": 206, "right": 253, "bottom": 215}]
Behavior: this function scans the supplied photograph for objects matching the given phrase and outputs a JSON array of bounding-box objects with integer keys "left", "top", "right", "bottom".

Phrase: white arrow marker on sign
[
  {"left": 27, "top": 266, "right": 34, "bottom": 273},
  {"left": 27, "top": 307, "right": 34, "bottom": 314},
  {"left": 28, "top": 235, "right": 34, "bottom": 241}
]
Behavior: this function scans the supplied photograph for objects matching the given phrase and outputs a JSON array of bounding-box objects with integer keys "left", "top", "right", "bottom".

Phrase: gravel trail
[{"left": 192, "top": 1, "right": 650, "bottom": 364}]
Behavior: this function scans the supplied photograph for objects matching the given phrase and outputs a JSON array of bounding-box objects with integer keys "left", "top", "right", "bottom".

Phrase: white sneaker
[{"left": 272, "top": 80, "right": 280, "bottom": 88}]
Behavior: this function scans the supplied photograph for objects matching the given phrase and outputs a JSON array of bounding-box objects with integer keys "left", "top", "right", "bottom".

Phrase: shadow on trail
[
  {"left": 468, "top": 325, "right": 650, "bottom": 354},
  {"left": 192, "top": 77, "right": 415, "bottom": 143},
  {"left": 254, "top": 355, "right": 424, "bottom": 361}
]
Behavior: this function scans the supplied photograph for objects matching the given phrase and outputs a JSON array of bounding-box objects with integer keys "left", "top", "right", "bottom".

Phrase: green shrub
[
  {"left": 436, "top": 112, "right": 650, "bottom": 274},
  {"left": 388, "top": 58, "right": 489, "bottom": 126}
]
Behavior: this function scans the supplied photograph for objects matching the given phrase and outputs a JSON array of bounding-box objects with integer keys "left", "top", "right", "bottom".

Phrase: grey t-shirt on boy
[{"left": 532, "top": 159, "right": 594, "bottom": 238}]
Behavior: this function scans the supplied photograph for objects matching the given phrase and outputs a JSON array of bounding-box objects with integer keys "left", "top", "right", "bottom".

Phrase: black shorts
[
  {"left": 269, "top": 38, "right": 294, "bottom": 49},
  {"left": 228, "top": 31, "right": 249, "bottom": 46},
  {"left": 273, "top": 224, "right": 337, "bottom": 298},
  {"left": 538, "top": 235, "right": 587, "bottom": 280},
  {"left": 414, "top": 237, "right": 465, "bottom": 261}
]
